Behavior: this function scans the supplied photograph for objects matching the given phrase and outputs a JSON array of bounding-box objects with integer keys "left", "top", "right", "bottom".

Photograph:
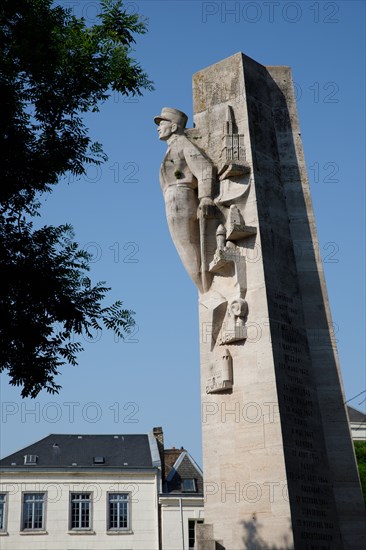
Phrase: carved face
[{"left": 157, "top": 119, "right": 175, "bottom": 141}]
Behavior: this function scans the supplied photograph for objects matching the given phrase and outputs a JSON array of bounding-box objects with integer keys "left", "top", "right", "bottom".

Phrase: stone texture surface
[
  {"left": 191, "top": 53, "right": 366, "bottom": 549},
  {"left": 156, "top": 53, "right": 365, "bottom": 549}
]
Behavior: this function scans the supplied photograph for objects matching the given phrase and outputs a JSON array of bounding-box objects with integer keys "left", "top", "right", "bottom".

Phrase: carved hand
[{"left": 198, "top": 197, "right": 216, "bottom": 219}]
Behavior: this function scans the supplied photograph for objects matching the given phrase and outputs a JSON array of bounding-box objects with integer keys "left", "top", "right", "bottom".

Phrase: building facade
[
  {"left": 347, "top": 405, "right": 366, "bottom": 441},
  {"left": 0, "top": 428, "right": 204, "bottom": 549},
  {"left": 160, "top": 446, "right": 204, "bottom": 549}
]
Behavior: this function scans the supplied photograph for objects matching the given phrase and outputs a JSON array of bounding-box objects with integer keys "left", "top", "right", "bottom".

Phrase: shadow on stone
[{"left": 241, "top": 515, "right": 293, "bottom": 550}]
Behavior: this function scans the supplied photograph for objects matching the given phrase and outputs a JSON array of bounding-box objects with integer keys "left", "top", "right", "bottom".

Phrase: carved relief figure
[
  {"left": 156, "top": 106, "right": 257, "bottom": 392},
  {"left": 154, "top": 108, "right": 216, "bottom": 293},
  {"left": 206, "top": 348, "right": 233, "bottom": 394}
]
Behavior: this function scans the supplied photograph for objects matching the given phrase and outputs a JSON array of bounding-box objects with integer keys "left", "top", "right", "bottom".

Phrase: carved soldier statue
[
  {"left": 155, "top": 105, "right": 254, "bottom": 392},
  {"left": 154, "top": 107, "right": 216, "bottom": 293}
]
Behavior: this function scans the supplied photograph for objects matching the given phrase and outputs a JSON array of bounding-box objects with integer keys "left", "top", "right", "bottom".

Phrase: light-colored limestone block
[{"left": 156, "top": 53, "right": 366, "bottom": 550}]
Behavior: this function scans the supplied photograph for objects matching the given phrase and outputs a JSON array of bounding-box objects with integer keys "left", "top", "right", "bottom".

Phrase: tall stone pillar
[{"left": 155, "top": 53, "right": 366, "bottom": 549}]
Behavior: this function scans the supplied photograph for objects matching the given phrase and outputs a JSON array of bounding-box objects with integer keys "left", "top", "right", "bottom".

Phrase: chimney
[
  {"left": 153, "top": 426, "right": 164, "bottom": 447},
  {"left": 153, "top": 427, "right": 165, "bottom": 480}
]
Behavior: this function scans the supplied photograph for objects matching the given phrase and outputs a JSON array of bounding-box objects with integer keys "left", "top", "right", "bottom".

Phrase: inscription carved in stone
[{"left": 155, "top": 54, "right": 366, "bottom": 548}]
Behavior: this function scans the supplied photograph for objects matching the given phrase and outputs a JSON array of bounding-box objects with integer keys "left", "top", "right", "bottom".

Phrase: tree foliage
[
  {"left": 0, "top": 0, "right": 153, "bottom": 397},
  {"left": 354, "top": 441, "right": 366, "bottom": 507}
]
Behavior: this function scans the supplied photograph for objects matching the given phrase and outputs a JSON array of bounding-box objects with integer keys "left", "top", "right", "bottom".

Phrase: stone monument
[{"left": 155, "top": 53, "right": 366, "bottom": 549}]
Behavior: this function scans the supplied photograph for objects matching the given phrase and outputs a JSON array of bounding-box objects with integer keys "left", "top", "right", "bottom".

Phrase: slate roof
[
  {"left": 0, "top": 434, "right": 154, "bottom": 469},
  {"left": 164, "top": 449, "right": 203, "bottom": 495},
  {"left": 164, "top": 447, "right": 185, "bottom": 479},
  {"left": 347, "top": 405, "right": 366, "bottom": 423}
]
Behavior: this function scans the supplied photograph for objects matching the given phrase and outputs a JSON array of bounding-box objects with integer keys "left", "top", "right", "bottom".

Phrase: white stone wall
[
  {"left": 0, "top": 471, "right": 159, "bottom": 549},
  {"left": 160, "top": 497, "right": 204, "bottom": 550}
]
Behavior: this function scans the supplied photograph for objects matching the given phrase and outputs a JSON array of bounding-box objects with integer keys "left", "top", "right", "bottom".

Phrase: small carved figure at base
[{"left": 206, "top": 348, "right": 233, "bottom": 394}]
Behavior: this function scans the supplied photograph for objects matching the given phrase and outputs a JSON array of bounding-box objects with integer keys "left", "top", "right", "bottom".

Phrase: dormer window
[
  {"left": 24, "top": 455, "right": 38, "bottom": 465},
  {"left": 181, "top": 479, "right": 197, "bottom": 492}
]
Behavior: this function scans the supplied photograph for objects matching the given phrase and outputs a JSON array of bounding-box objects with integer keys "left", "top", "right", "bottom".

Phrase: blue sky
[{"left": 1, "top": 0, "right": 365, "bottom": 465}]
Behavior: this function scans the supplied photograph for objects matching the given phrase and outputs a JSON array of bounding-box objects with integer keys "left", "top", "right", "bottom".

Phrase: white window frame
[
  {"left": 21, "top": 492, "right": 46, "bottom": 531},
  {"left": 181, "top": 478, "right": 197, "bottom": 492},
  {"left": 107, "top": 492, "right": 131, "bottom": 532},
  {"left": 69, "top": 492, "right": 93, "bottom": 531},
  {"left": 23, "top": 454, "right": 38, "bottom": 465},
  {"left": 0, "top": 493, "right": 8, "bottom": 532}
]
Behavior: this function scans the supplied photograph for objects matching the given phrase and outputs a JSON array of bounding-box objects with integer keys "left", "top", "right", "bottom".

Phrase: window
[
  {"left": 108, "top": 493, "right": 130, "bottom": 531},
  {"left": 189, "top": 519, "right": 204, "bottom": 549},
  {"left": 70, "top": 493, "right": 92, "bottom": 530},
  {"left": 181, "top": 478, "right": 197, "bottom": 492},
  {"left": 22, "top": 493, "right": 46, "bottom": 530},
  {"left": 24, "top": 454, "right": 38, "bottom": 465},
  {"left": 0, "top": 494, "right": 7, "bottom": 531}
]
